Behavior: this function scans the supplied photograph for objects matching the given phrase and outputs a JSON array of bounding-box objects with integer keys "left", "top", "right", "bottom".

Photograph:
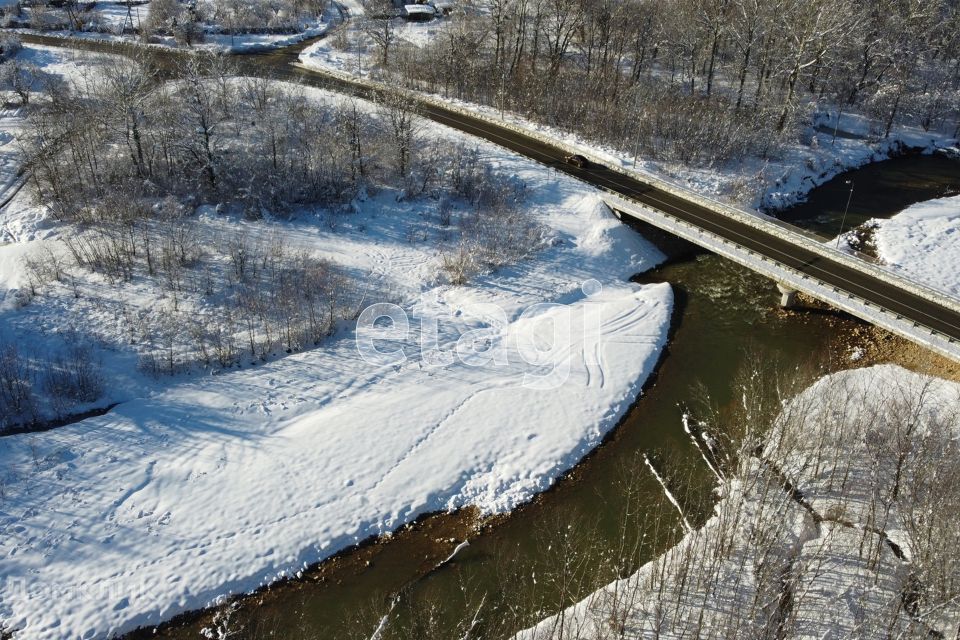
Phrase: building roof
[{"left": 404, "top": 4, "right": 436, "bottom": 15}]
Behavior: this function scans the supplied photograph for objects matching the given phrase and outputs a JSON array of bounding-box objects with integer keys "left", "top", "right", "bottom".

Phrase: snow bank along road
[{"left": 19, "top": 33, "right": 960, "bottom": 362}]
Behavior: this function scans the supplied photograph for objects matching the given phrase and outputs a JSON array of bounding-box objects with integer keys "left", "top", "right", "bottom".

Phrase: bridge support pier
[{"left": 777, "top": 283, "right": 798, "bottom": 309}]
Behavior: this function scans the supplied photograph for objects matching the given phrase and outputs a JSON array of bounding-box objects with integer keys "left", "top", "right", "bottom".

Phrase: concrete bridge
[{"left": 604, "top": 191, "right": 960, "bottom": 363}]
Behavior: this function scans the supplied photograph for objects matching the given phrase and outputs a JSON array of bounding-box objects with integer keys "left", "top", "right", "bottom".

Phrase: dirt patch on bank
[
  {"left": 790, "top": 292, "right": 960, "bottom": 383},
  {"left": 841, "top": 323, "right": 960, "bottom": 382}
]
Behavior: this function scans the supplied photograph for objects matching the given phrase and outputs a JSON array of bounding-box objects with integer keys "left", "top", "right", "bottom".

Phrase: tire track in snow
[{"left": 367, "top": 383, "right": 513, "bottom": 497}]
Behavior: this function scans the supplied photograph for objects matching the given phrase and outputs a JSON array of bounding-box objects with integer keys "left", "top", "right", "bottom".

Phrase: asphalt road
[{"left": 19, "top": 33, "right": 960, "bottom": 345}]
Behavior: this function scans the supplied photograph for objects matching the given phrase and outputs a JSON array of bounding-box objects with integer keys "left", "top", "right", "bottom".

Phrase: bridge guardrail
[
  {"left": 605, "top": 193, "right": 960, "bottom": 363},
  {"left": 599, "top": 159, "right": 960, "bottom": 317}
]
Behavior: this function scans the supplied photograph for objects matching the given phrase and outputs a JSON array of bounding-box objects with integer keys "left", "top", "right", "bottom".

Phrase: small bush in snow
[
  {"left": 43, "top": 344, "right": 105, "bottom": 415},
  {"left": 0, "top": 342, "right": 36, "bottom": 430},
  {"left": 0, "top": 34, "right": 21, "bottom": 61},
  {"left": 440, "top": 243, "right": 476, "bottom": 286}
]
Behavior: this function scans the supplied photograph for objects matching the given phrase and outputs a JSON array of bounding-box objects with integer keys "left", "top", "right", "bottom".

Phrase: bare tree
[
  {"left": 363, "top": 0, "right": 396, "bottom": 67},
  {"left": 377, "top": 90, "right": 422, "bottom": 179}
]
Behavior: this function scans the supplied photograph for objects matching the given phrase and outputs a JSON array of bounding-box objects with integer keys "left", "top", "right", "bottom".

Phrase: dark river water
[
  {"left": 128, "top": 151, "right": 960, "bottom": 640},
  {"left": 775, "top": 151, "right": 960, "bottom": 237}
]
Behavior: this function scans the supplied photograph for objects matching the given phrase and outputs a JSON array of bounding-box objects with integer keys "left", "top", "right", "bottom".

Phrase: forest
[{"left": 362, "top": 0, "right": 960, "bottom": 167}]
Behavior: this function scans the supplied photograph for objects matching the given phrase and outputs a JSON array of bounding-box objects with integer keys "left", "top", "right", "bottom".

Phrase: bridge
[
  {"left": 403, "top": 96, "right": 960, "bottom": 362},
  {"left": 18, "top": 34, "right": 960, "bottom": 363}
]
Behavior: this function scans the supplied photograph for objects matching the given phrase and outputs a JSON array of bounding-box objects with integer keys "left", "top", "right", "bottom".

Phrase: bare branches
[
  {"left": 369, "top": 0, "right": 960, "bottom": 169},
  {"left": 0, "top": 337, "right": 105, "bottom": 433},
  {"left": 503, "top": 364, "right": 960, "bottom": 640}
]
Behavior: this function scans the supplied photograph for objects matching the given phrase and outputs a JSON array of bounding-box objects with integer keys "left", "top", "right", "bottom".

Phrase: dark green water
[{"left": 776, "top": 152, "right": 960, "bottom": 237}]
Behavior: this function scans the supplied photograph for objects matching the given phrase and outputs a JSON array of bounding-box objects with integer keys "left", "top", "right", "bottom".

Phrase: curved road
[{"left": 19, "top": 33, "right": 960, "bottom": 349}]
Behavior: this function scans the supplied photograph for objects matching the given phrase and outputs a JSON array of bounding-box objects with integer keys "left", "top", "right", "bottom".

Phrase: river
[{"left": 121, "top": 153, "right": 959, "bottom": 640}]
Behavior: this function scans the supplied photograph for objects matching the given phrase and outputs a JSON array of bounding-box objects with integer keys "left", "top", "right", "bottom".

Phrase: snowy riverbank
[
  {"left": 0, "top": 47, "right": 673, "bottom": 639},
  {"left": 515, "top": 365, "right": 960, "bottom": 639},
  {"left": 859, "top": 193, "right": 960, "bottom": 298}
]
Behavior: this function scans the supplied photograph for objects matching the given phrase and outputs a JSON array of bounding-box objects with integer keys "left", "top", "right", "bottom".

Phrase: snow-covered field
[
  {"left": 0, "top": 45, "right": 673, "bottom": 639},
  {"left": 84, "top": 0, "right": 332, "bottom": 49},
  {"left": 15, "top": 22, "right": 335, "bottom": 54},
  {"left": 87, "top": 1, "right": 151, "bottom": 33},
  {"left": 867, "top": 194, "right": 960, "bottom": 298},
  {"left": 5, "top": 0, "right": 333, "bottom": 53},
  {"left": 516, "top": 365, "right": 960, "bottom": 640}
]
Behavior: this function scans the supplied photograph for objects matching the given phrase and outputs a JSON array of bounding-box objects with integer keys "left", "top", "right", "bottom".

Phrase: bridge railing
[
  {"left": 586, "top": 146, "right": 960, "bottom": 319},
  {"left": 605, "top": 192, "right": 960, "bottom": 363}
]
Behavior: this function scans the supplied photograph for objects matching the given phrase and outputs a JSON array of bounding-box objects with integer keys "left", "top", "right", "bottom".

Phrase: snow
[
  {"left": 516, "top": 457, "right": 814, "bottom": 640},
  {"left": 404, "top": 5, "right": 436, "bottom": 16},
  {"left": 2, "top": 280, "right": 671, "bottom": 639},
  {"left": 60, "top": 18, "right": 335, "bottom": 53},
  {"left": 8, "top": 4, "right": 333, "bottom": 53},
  {"left": 336, "top": 0, "right": 366, "bottom": 17},
  {"left": 298, "top": 4, "right": 460, "bottom": 77},
  {"left": 192, "top": 20, "right": 332, "bottom": 53},
  {"left": 0, "top": 71, "right": 673, "bottom": 639},
  {"left": 758, "top": 112, "right": 957, "bottom": 212},
  {"left": 0, "top": 240, "right": 38, "bottom": 306},
  {"left": 515, "top": 365, "right": 960, "bottom": 640},
  {"left": 869, "top": 194, "right": 960, "bottom": 298},
  {"left": 87, "top": 1, "right": 151, "bottom": 33},
  {"left": 772, "top": 365, "right": 960, "bottom": 637},
  {"left": 298, "top": 36, "right": 957, "bottom": 216},
  {"left": 0, "top": 105, "right": 24, "bottom": 217}
]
